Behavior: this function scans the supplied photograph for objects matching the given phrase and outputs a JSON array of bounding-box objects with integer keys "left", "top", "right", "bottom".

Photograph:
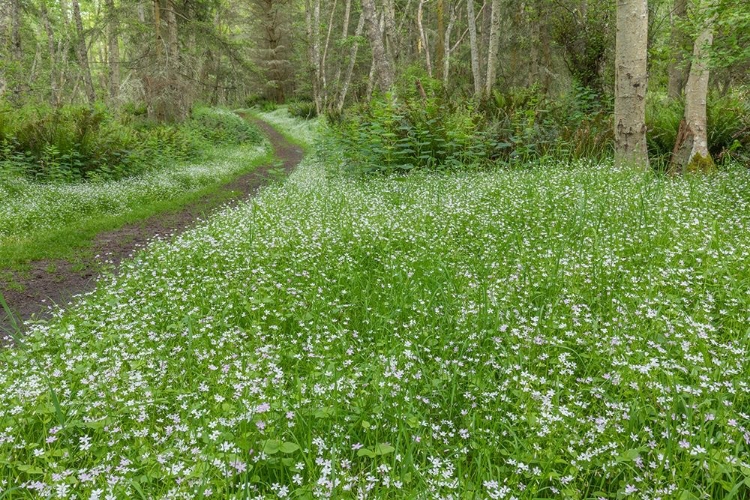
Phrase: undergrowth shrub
[
  {"left": 287, "top": 100, "right": 318, "bottom": 120},
  {"left": 647, "top": 92, "right": 750, "bottom": 167},
  {"left": 0, "top": 104, "right": 262, "bottom": 183},
  {"left": 327, "top": 81, "right": 617, "bottom": 176}
]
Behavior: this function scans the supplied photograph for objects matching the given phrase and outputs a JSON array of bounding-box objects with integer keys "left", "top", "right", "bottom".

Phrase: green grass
[
  {"left": 0, "top": 114, "right": 748, "bottom": 499},
  {"left": 0, "top": 144, "right": 272, "bottom": 271}
]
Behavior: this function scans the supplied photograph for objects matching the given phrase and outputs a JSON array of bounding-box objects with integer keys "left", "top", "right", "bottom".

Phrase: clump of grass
[{"left": 0, "top": 114, "right": 748, "bottom": 499}]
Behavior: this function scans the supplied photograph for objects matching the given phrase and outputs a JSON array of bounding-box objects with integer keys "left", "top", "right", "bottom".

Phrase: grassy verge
[
  {"left": 0, "top": 115, "right": 748, "bottom": 498},
  {"left": 0, "top": 143, "right": 271, "bottom": 271}
]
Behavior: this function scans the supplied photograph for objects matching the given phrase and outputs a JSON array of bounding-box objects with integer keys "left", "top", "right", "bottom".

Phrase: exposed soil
[{"left": 0, "top": 118, "right": 304, "bottom": 340}]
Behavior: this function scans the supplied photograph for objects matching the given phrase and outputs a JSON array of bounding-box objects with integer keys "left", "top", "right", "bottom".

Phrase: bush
[
  {"left": 0, "top": 104, "right": 263, "bottom": 183},
  {"left": 328, "top": 82, "right": 617, "bottom": 176},
  {"left": 329, "top": 93, "right": 491, "bottom": 175},
  {"left": 189, "top": 106, "right": 263, "bottom": 145},
  {"left": 287, "top": 101, "right": 318, "bottom": 120}
]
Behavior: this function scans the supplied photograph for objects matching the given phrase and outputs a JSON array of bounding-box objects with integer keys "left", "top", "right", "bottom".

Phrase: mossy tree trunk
[{"left": 670, "top": 12, "right": 716, "bottom": 174}]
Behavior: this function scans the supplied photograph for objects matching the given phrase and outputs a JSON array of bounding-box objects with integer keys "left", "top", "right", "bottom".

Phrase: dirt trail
[{"left": 0, "top": 118, "right": 303, "bottom": 339}]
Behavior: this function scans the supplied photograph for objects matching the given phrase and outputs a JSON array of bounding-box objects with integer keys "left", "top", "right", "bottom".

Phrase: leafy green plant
[
  {"left": 647, "top": 91, "right": 750, "bottom": 166},
  {"left": 287, "top": 100, "right": 318, "bottom": 120},
  {"left": 0, "top": 105, "right": 263, "bottom": 183}
]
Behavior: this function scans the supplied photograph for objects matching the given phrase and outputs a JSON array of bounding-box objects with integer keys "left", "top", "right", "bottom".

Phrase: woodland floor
[{"left": 0, "top": 118, "right": 304, "bottom": 338}]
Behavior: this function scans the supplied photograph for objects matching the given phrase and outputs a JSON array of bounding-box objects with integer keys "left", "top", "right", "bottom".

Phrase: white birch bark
[
  {"left": 614, "top": 0, "right": 649, "bottom": 168},
  {"left": 467, "top": 0, "right": 482, "bottom": 96},
  {"left": 337, "top": 13, "right": 365, "bottom": 112},
  {"left": 362, "top": 0, "right": 393, "bottom": 92},
  {"left": 72, "top": 0, "right": 96, "bottom": 106},
  {"left": 442, "top": 2, "right": 458, "bottom": 87},
  {"left": 671, "top": 12, "right": 716, "bottom": 173},
  {"left": 484, "top": 0, "right": 500, "bottom": 97},
  {"left": 417, "top": 0, "right": 432, "bottom": 77}
]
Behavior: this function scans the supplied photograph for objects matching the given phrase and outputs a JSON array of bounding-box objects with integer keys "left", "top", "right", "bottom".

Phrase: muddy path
[{"left": 0, "top": 118, "right": 304, "bottom": 339}]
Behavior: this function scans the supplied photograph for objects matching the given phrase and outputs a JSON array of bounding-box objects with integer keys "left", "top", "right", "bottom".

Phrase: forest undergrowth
[
  {"left": 0, "top": 109, "right": 749, "bottom": 499},
  {"left": 0, "top": 108, "right": 270, "bottom": 268}
]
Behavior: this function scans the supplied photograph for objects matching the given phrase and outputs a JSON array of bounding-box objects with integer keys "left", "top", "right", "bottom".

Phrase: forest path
[{"left": 0, "top": 117, "right": 304, "bottom": 339}]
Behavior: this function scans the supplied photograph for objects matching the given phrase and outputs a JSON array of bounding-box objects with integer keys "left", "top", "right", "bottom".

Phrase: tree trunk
[
  {"left": 332, "top": 0, "right": 352, "bottom": 103},
  {"left": 667, "top": 0, "right": 688, "bottom": 99},
  {"left": 40, "top": 2, "right": 59, "bottom": 106},
  {"left": 72, "top": 0, "right": 96, "bottom": 106},
  {"left": 614, "top": 0, "right": 649, "bottom": 168},
  {"left": 417, "top": 0, "right": 432, "bottom": 77},
  {"left": 670, "top": 15, "right": 715, "bottom": 174},
  {"left": 527, "top": 2, "right": 540, "bottom": 87},
  {"left": 153, "top": 0, "right": 162, "bottom": 58},
  {"left": 362, "top": 0, "right": 394, "bottom": 93},
  {"left": 484, "top": 0, "right": 501, "bottom": 97},
  {"left": 337, "top": 13, "right": 365, "bottom": 113},
  {"left": 435, "top": 0, "right": 445, "bottom": 81},
  {"left": 467, "top": 0, "right": 482, "bottom": 96},
  {"left": 321, "top": 0, "right": 339, "bottom": 111},
  {"left": 442, "top": 2, "right": 457, "bottom": 88},
  {"left": 11, "top": 0, "right": 21, "bottom": 62},
  {"left": 383, "top": 0, "right": 397, "bottom": 63},
  {"left": 105, "top": 0, "right": 120, "bottom": 102}
]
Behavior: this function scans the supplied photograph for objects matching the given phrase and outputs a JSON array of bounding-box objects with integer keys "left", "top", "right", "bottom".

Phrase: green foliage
[
  {"left": 2, "top": 114, "right": 749, "bottom": 498},
  {"left": 328, "top": 83, "right": 618, "bottom": 176},
  {"left": 328, "top": 92, "right": 489, "bottom": 175},
  {"left": 286, "top": 100, "right": 318, "bottom": 120},
  {"left": 0, "top": 104, "right": 263, "bottom": 183},
  {"left": 647, "top": 91, "right": 750, "bottom": 165},
  {"left": 484, "top": 83, "right": 614, "bottom": 162},
  {"left": 188, "top": 106, "right": 263, "bottom": 145}
]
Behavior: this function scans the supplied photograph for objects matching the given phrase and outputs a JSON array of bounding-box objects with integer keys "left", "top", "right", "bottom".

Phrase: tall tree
[
  {"left": 484, "top": 0, "right": 500, "bottom": 97},
  {"left": 667, "top": 0, "right": 688, "bottom": 99},
  {"left": 336, "top": 12, "right": 365, "bottom": 112},
  {"left": 362, "top": 0, "right": 394, "bottom": 93},
  {"left": 72, "top": 0, "right": 96, "bottom": 106},
  {"left": 105, "top": 0, "right": 120, "bottom": 102},
  {"left": 614, "top": 0, "right": 649, "bottom": 168},
  {"left": 417, "top": 0, "right": 432, "bottom": 76},
  {"left": 435, "top": 0, "right": 446, "bottom": 81},
  {"left": 467, "top": 0, "right": 482, "bottom": 96},
  {"left": 671, "top": 7, "right": 716, "bottom": 173},
  {"left": 40, "top": 1, "right": 59, "bottom": 106}
]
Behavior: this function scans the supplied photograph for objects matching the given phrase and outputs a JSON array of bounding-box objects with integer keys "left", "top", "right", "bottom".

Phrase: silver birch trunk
[
  {"left": 337, "top": 13, "right": 365, "bottom": 113},
  {"left": 442, "top": 3, "right": 457, "bottom": 88},
  {"left": 321, "top": 0, "right": 339, "bottom": 111},
  {"left": 670, "top": 14, "right": 715, "bottom": 173},
  {"left": 362, "top": 0, "right": 393, "bottom": 92},
  {"left": 105, "top": 0, "right": 120, "bottom": 102},
  {"left": 332, "top": 0, "right": 352, "bottom": 101},
  {"left": 313, "top": 0, "right": 322, "bottom": 112},
  {"left": 417, "top": 0, "right": 432, "bottom": 77},
  {"left": 614, "top": 0, "right": 649, "bottom": 168},
  {"left": 40, "top": 2, "right": 59, "bottom": 106},
  {"left": 667, "top": 0, "right": 688, "bottom": 99},
  {"left": 484, "top": 0, "right": 500, "bottom": 97},
  {"left": 467, "top": 0, "right": 482, "bottom": 96},
  {"left": 72, "top": 0, "right": 96, "bottom": 106}
]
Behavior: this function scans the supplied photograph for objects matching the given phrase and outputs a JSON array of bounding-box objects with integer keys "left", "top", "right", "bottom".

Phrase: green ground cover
[
  {"left": 0, "top": 110, "right": 748, "bottom": 499},
  {"left": 0, "top": 109, "right": 270, "bottom": 269}
]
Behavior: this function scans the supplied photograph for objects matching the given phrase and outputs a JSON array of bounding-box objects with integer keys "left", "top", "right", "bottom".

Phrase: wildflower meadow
[{"left": 0, "top": 110, "right": 749, "bottom": 499}]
